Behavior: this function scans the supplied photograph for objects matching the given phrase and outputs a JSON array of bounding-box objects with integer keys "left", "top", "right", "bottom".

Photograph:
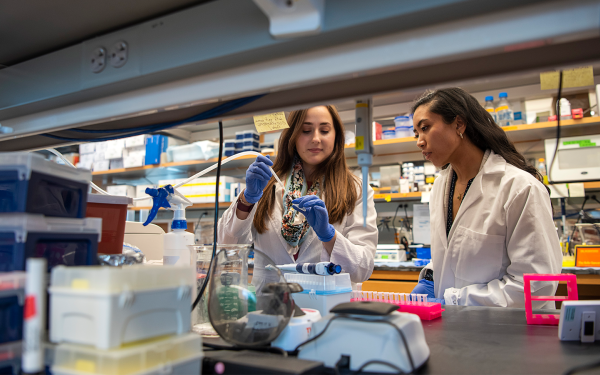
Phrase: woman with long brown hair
[
  {"left": 218, "top": 105, "right": 378, "bottom": 284},
  {"left": 410, "top": 87, "right": 561, "bottom": 308}
]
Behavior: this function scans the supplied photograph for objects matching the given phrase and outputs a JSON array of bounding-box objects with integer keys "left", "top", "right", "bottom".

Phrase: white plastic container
[
  {"left": 284, "top": 273, "right": 352, "bottom": 316},
  {"left": 166, "top": 141, "right": 219, "bottom": 162},
  {"left": 51, "top": 333, "right": 202, "bottom": 375},
  {"left": 163, "top": 229, "right": 195, "bottom": 266},
  {"left": 49, "top": 265, "right": 196, "bottom": 349},
  {"left": 394, "top": 116, "right": 413, "bottom": 138},
  {"left": 272, "top": 308, "right": 321, "bottom": 351}
]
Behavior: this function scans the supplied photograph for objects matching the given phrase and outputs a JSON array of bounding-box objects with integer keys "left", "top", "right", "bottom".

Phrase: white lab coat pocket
[{"left": 451, "top": 226, "right": 505, "bottom": 285}]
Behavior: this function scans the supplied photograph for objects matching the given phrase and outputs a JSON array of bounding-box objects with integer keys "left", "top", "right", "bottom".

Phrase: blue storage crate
[
  {"left": 243, "top": 130, "right": 259, "bottom": 141},
  {"left": 0, "top": 214, "right": 101, "bottom": 272},
  {"left": 235, "top": 141, "right": 243, "bottom": 149},
  {"left": 0, "top": 153, "right": 91, "bottom": 219},
  {"left": 0, "top": 341, "right": 22, "bottom": 375},
  {"left": 243, "top": 140, "right": 260, "bottom": 148}
]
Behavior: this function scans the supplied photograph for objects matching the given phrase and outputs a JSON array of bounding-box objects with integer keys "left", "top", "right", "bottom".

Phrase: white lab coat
[
  {"left": 218, "top": 179, "right": 378, "bottom": 284},
  {"left": 422, "top": 150, "right": 562, "bottom": 308}
]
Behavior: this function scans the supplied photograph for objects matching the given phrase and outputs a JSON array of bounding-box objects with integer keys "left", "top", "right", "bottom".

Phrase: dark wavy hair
[{"left": 411, "top": 87, "right": 545, "bottom": 185}]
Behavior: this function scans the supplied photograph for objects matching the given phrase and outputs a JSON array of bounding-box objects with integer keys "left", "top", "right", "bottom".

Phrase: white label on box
[
  {"left": 93, "top": 160, "right": 110, "bottom": 171},
  {"left": 123, "top": 154, "right": 145, "bottom": 168},
  {"left": 125, "top": 135, "right": 148, "bottom": 148}
]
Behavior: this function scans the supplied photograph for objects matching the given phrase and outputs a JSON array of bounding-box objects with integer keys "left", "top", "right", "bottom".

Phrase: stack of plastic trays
[
  {"left": 0, "top": 272, "right": 26, "bottom": 375},
  {"left": 49, "top": 265, "right": 203, "bottom": 375},
  {"left": 284, "top": 273, "right": 352, "bottom": 316},
  {"left": 0, "top": 152, "right": 99, "bottom": 273},
  {"left": 351, "top": 290, "right": 444, "bottom": 320}
]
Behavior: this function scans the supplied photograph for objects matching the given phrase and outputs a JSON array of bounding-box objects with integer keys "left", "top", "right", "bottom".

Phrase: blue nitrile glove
[
  {"left": 411, "top": 279, "right": 435, "bottom": 298},
  {"left": 427, "top": 297, "right": 446, "bottom": 305},
  {"left": 244, "top": 155, "right": 273, "bottom": 204},
  {"left": 292, "top": 195, "right": 336, "bottom": 242}
]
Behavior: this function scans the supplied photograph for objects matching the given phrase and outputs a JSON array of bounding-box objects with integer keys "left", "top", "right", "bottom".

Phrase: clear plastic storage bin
[
  {"left": 394, "top": 116, "right": 413, "bottom": 138},
  {"left": 166, "top": 141, "right": 219, "bottom": 162},
  {"left": 52, "top": 333, "right": 202, "bottom": 375},
  {"left": 49, "top": 265, "right": 196, "bottom": 349},
  {"left": 0, "top": 214, "right": 101, "bottom": 272},
  {"left": 0, "top": 152, "right": 91, "bottom": 218}
]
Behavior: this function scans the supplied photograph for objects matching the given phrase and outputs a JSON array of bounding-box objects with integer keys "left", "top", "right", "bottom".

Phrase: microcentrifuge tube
[{"left": 383, "top": 292, "right": 389, "bottom": 302}]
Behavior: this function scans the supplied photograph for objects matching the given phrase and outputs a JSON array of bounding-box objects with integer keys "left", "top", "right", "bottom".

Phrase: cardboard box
[
  {"left": 107, "top": 185, "right": 136, "bottom": 198},
  {"left": 125, "top": 135, "right": 149, "bottom": 148},
  {"left": 110, "top": 159, "right": 124, "bottom": 170},
  {"left": 79, "top": 143, "right": 95, "bottom": 155},
  {"left": 93, "top": 160, "right": 110, "bottom": 172},
  {"left": 123, "top": 154, "right": 145, "bottom": 168},
  {"left": 134, "top": 185, "right": 156, "bottom": 207},
  {"left": 105, "top": 139, "right": 126, "bottom": 160}
]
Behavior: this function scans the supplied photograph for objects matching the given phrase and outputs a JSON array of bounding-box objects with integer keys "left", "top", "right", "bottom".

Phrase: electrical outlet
[
  {"left": 109, "top": 41, "right": 128, "bottom": 68},
  {"left": 90, "top": 47, "right": 107, "bottom": 73}
]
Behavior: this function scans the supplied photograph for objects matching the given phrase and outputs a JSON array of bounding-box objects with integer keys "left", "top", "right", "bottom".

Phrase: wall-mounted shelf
[
  {"left": 374, "top": 192, "right": 422, "bottom": 202},
  {"left": 92, "top": 117, "right": 600, "bottom": 181}
]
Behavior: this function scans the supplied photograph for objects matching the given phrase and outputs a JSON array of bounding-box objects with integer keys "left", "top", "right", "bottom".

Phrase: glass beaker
[
  {"left": 190, "top": 245, "right": 220, "bottom": 337},
  {"left": 206, "top": 246, "right": 293, "bottom": 346}
]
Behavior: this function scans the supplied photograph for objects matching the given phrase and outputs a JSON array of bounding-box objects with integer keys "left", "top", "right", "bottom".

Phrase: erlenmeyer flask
[{"left": 208, "top": 246, "right": 293, "bottom": 346}]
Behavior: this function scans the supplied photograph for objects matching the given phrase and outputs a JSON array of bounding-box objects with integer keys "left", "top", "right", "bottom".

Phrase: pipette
[
  {"left": 266, "top": 262, "right": 342, "bottom": 276},
  {"left": 354, "top": 99, "right": 374, "bottom": 227}
]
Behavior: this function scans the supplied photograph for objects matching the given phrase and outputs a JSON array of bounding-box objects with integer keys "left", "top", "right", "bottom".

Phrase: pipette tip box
[{"left": 49, "top": 265, "right": 196, "bottom": 349}]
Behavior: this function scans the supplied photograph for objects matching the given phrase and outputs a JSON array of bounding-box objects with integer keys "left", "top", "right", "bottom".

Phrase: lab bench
[
  {"left": 202, "top": 305, "right": 600, "bottom": 375},
  {"left": 366, "top": 266, "right": 600, "bottom": 301}
]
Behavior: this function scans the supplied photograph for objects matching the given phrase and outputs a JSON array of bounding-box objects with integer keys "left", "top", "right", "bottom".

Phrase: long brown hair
[
  {"left": 411, "top": 88, "right": 545, "bottom": 184},
  {"left": 253, "top": 105, "right": 359, "bottom": 234}
]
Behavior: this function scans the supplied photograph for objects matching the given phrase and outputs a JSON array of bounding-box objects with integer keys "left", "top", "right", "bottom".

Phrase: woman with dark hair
[
  {"left": 411, "top": 87, "right": 561, "bottom": 308},
  {"left": 218, "top": 105, "right": 378, "bottom": 284}
]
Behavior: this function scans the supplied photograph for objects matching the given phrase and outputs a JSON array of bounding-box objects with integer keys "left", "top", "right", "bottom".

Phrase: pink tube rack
[
  {"left": 523, "top": 273, "right": 578, "bottom": 325},
  {"left": 350, "top": 290, "right": 444, "bottom": 320}
]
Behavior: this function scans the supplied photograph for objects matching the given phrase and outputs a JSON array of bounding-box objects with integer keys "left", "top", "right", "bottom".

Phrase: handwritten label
[
  {"left": 540, "top": 66, "right": 594, "bottom": 90},
  {"left": 253, "top": 112, "right": 289, "bottom": 133}
]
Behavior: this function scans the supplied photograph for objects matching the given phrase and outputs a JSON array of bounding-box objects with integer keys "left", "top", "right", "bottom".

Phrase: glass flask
[{"left": 206, "top": 245, "right": 293, "bottom": 346}]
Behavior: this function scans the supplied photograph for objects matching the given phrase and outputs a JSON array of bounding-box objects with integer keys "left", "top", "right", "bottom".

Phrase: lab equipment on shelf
[
  {"left": 166, "top": 140, "right": 220, "bottom": 162},
  {"left": 298, "top": 301, "right": 430, "bottom": 373},
  {"left": 51, "top": 333, "right": 203, "bottom": 375},
  {"left": 483, "top": 95, "right": 497, "bottom": 123},
  {"left": 0, "top": 152, "right": 91, "bottom": 218},
  {"left": 545, "top": 135, "right": 600, "bottom": 183},
  {"left": 394, "top": 115, "right": 413, "bottom": 138},
  {"left": 375, "top": 245, "right": 407, "bottom": 262},
  {"left": 268, "top": 262, "right": 342, "bottom": 276},
  {"left": 495, "top": 92, "right": 513, "bottom": 127},
  {"left": 284, "top": 273, "right": 352, "bottom": 316},
  {"left": 49, "top": 265, "right": 195, "bottom": 349},
  {"left": 559, "top": 301, "right": 600, "bottom": 343},
  {"left": 0, "top": 341, "right": 22, "bottom": 375},
  {"left": 351, "top": 290, "right": 444, "bottom": 321},
  {"left": 0, "top": 213, "right": 101, "bottom": 272},
  {"left": 0, "top": 272, "right": 26, "bottom": 344}
]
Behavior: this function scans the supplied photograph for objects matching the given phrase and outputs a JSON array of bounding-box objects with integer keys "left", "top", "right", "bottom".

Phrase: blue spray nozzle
[{"left": 142, "top": 185, "right": 173, "bottom": 226}]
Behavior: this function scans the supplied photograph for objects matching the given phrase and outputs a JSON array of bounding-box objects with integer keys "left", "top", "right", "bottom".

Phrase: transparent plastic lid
[
  {"left": 52, "top": 333, "right": 201, "bottom": 375},
  {"left": 0, "top": 272, "right": 26, "bottom": 291},
  {"left": 284, "top": 273, "right": 352, "bottom": 292},
  {"left": 0, "top": 213, "right": 102, "bottom": 243},
  {"left": 0, "top": 152, "right": 91, "bottom": 183},
  {"left": 50, "top": 265, "right": 195, "bottom": 293}
]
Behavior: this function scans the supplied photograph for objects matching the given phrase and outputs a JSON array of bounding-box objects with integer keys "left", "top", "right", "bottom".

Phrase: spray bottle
[{"left": 143, "top": 185, "right": 195, "bottom": 266}]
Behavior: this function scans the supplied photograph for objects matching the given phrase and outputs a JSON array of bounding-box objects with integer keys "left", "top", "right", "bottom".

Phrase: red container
[{"left": 86, "top": 195, "right": 132, "bottom": 254}]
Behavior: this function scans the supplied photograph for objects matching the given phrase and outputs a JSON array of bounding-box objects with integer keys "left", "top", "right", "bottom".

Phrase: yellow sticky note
[
  {"left": 253, "top": 112, "right": 289, "bottom": 133},
  {"left": 355, "top": 136, "right": 364, "bottom": 151},
  {"left": 385, "top": 195, "right": 391, "bottom": 202},
  {"left": 540, "top": 66, "right": 594, "bottom": 90}
]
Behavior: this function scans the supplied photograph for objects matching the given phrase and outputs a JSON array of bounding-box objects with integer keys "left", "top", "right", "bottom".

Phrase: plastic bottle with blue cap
[
  {"left": 483, "top": 95, "right": 497, "bottom": 123},
  {"left": 143, "top": 185, "right": 195, "bottom": 266}
]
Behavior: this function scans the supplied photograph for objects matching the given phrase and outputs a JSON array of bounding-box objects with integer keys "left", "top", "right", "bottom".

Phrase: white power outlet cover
[
  {"left": 90, "top": 47, "right": 107, "bottom": 73},
  {"left": 110, "top": 41, "right": 128, "bottom": 68}
]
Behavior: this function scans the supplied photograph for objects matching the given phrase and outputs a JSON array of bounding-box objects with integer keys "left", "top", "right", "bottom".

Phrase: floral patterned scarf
[{"left": 281, "top": 156, "right": 320, "bottom": 247}]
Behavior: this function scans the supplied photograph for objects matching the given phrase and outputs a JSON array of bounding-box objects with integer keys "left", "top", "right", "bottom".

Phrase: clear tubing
[{"left": 46, "top": 149, "right": 284, "bottom": 202}]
